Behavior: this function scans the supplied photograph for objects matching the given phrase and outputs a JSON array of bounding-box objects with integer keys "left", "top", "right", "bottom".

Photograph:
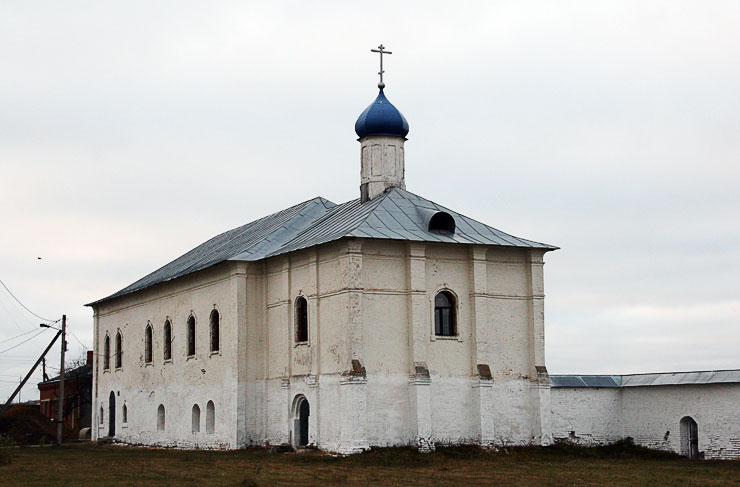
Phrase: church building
[{"left": 87, "top": 49, "right": 558, "bottom": 453}]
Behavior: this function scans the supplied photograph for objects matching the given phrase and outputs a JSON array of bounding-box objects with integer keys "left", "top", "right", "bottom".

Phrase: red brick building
[{"left": 38, "top": 351, "right": 93, "bottom": 432}]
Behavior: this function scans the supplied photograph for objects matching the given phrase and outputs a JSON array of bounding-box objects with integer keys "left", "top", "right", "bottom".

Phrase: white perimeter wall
[{"left": 551, "top": 384, "right": 740, "bottom": 459}]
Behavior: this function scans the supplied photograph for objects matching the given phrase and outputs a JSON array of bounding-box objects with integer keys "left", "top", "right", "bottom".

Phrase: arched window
[
  {"left": 210, "top": 309, "right": 220, "bottom": 353},
  {"left": 122, "top": 403, "right": 128, "bottom": 424},
  {"left": 144, "top": 325, "right": 153, "bottom": 364},
  {"left": 295, "top": 297, "right": 308, "bottom": 343},
  {"left": 163, "top": 320, "right": 172, "bottom": 361},
  {"left": 103, "top": 335, "right": 110, "bottom": 370},
  {"left": 434, "top": 291, "right": 457, "bottom": 337},
  {"left": 187, "top": 315, "right": 196, "bottom": 356},
  {"left": 206, "top": 400, "right": 215, "bottom": 434},
  {"left": 157, "top": 404, "right": 165, "bottom": 431},
  {"left": 191, "top": 404, "right": 200, "bottom": 433},
  {"left": 115, "top": 331, "right": 123, "bottom": 368}
]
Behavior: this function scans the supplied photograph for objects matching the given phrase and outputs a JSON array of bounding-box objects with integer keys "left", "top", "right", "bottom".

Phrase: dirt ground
[{"left": 1, "top": 441, "right": 739, "bottom": 487}]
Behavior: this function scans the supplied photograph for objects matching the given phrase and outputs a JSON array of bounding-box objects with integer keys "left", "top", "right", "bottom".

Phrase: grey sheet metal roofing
[
  {"left": 550, "top": 370, "right": 740, "bottom": 388},
  {"left": 88, "top": 187, "right": 557, "bottom": 306}
]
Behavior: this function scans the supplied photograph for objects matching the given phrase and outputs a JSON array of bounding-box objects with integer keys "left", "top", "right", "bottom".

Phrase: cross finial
[{"left": 370, "top": 44, "right": 392, "bottom": 90}]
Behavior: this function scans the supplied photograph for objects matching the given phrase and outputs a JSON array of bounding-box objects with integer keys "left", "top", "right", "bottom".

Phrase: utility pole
[
  {"left": 0, "top": 326, "right": 62, "bottom": 418},
  {"left": 56, "top": 315, "right": 66, "bottom": 445}
]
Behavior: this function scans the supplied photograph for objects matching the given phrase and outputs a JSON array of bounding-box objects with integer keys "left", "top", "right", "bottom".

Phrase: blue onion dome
[{"left": 355, "top": 89, "right": 409, "bottom": 139}]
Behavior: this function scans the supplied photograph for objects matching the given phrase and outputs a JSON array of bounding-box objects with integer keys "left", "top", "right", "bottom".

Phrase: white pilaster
[
  {"left": 233, "top": 261, "right": 248, "bottom": 447},
  {"left": 470, "top": 246, "right": 495, "bottom": 446},
  {"left": 528, "top": 249, "right": 552, "bottom": 445},
  {"left": 407, "top": 242, "right": 434, "bottom": 451},
  {"left": 338, "top": 238, "right": 368, "bottom": 453}
]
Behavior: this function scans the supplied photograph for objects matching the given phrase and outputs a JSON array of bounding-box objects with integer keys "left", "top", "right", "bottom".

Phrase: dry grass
[{"left": 1, "top": 441, "right": 739, "bottom": 487}]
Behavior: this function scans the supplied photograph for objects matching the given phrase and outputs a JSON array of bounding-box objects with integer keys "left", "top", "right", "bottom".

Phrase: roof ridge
[{"left": 267, "top": 193, "right": 389, "bottom": 257}]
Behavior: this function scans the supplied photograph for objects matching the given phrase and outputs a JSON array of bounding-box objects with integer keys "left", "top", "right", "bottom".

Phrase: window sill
[
  {"left": 122, "top": 423, "right": 128, "bottom": 429},
  {"left": 432, "top": 335, "right": 463, "bottom": 342},
  {"left": 163, "top": 359, "right": 172, "bottom": 365},
  {"left": 102, "top": 369, "right": 110, "bottom": 374},
  {"left": 293, "top": 341, "right": 309, "bottom": 348},
  {"left": 209, "top": 350, "right": 221, "bottom": 357},
  {"left": 144, "top": 362, "right": 153, "bottom": 367},
  {"left": 186, "top": 355, "right": 196, "bottom": 361},
  {"left": 114, "top": 367, "right": 122, "bottom": 372}
]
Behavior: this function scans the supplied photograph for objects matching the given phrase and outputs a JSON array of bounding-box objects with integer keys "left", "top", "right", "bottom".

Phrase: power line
[
  {"left": 0, "top": 279, "right": 55, "bottom": 322},
  {"left": 0, "top": 328, "right": 40, "bottom": 345},
  {"left": 0, "top": 295, "right": 31, "bottom": 333},
  {"left": 69, "top": 331, "right": 89, "bottom": 349},
  {"left": 0, "top": 328, "right": 48, "bottom": 355}
]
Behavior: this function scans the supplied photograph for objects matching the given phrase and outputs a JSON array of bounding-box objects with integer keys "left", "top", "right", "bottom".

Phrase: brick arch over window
[
  {"left": 210, "top": 309, "right": 220, "bottom": 353},
  {"left": 295, "top": 296, "right": 308, "bottom": 343},
  {"left": 103, "top": 334, "right": 110, "bottom": 370},
  {"left": 115, "top": 331, "right": 123, "bottom": 368},
  {"left": 163, "top": 319, "right": 172, "bottom": 361},
  {"left": 434, "top": 290, "right": 457, "bottom": 337},
  {"left": 187, "top": 315, "right": 196, "bottom": 356},
  {"left": 144, "top": 324, "right": 153, "bottom": 364}
]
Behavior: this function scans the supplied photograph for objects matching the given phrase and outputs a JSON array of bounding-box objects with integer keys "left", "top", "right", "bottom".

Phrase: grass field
[{"left": 1, "top": 441, "right": 739, "bottom": 487}]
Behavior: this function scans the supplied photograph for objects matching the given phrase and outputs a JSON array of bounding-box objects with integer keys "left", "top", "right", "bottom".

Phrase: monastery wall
[
  {"left": 550, "top": 387, "right": 623, "bottom": 445},
  {"left": 92, "top": 262, "right": 241, "bottom": 448},
  {"left": 551, "top": 383, "right": 740, "bottom": 459}
]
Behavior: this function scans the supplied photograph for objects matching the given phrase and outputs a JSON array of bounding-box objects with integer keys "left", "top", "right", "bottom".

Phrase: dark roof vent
[
  {"left": 416, "top": 207, "right": 456, "bottom": 234},
  {"left": 428, "top": 211, "right": 455, "bottom": 234}
]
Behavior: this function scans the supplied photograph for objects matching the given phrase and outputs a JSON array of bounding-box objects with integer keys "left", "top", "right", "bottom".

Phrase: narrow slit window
[
  {"left": 163, "top": 320, "right": 172, "bottom": 361},
  {"left": 210, "top": 309, "right": 220, "bottom": 352},
  {"left": 144, "top": 325, "right": 153, "bottom": 364},
  {"left": 115, "top": 331, "right": 123, "bottom": 368},
  {"left": 295, "top": 297, "right": 308, "bottom": 343},
  {"left": 187, "top": 316, "right": 196, "bottom": 356},
  {"left": 103, "top": 335, "right": 110, "bottom": 370}
]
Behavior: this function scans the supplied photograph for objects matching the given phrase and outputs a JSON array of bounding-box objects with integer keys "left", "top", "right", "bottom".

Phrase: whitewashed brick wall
[{"left": 551, "top": 383, "right": 740, "bottom": 459}]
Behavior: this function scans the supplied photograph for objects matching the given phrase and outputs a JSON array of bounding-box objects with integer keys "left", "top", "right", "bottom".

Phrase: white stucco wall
[
  {"left": 551, "top": 383, "right": 740, "bottom": 459},
  {"left": 93, "top": 262, "right": 241, "bottom": 448},
  {"left": 92, "top": 237, "right": 551, "bottom": 453}
]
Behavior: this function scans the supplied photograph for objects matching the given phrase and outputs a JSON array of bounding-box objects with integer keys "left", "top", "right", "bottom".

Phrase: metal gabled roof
[
  {"left": 89, "top": 187, "right": 556, "bottom": 306},
  {"left": 261, "top": 187, "right": 558, "bottom": 258},
  {"left": 550, "top": 369, "right": 740, "bottom": 388},
  {"left": 87, "top": 197, "right": 335, "bottom": 305}
]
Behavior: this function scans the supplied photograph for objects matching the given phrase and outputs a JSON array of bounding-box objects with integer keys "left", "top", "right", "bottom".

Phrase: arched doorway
[
  {"left": 292, "top": 395, "right": 310, "bottom": 447},
  {"left": 108, "top": 391, "right": 116, "bottom": 437},
  {"left": 680, "top": 416, "right": 699, "bottom": 459}
]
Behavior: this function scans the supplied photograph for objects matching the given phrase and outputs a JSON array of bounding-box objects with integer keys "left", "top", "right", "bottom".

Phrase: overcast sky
[{"left": 1, "top": 1, "right": 739, "bottom": 401}]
